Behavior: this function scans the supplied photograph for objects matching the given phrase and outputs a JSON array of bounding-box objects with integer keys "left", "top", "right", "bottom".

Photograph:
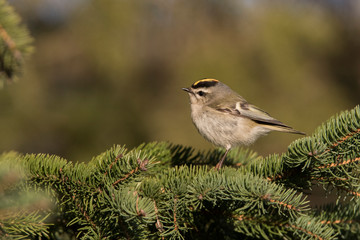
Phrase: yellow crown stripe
[{"left": 193, "top": 78, "right": 219, "bottom": 87}]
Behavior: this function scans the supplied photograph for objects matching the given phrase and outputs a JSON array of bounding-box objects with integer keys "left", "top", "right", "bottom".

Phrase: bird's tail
[{"left": 264, "top": 124, "right": 305, "bottom": 135}]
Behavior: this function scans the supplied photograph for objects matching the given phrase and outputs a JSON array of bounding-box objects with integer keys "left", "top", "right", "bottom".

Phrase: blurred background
[{"left": 0, "top": 0, "right": 359, "bottom": 162}]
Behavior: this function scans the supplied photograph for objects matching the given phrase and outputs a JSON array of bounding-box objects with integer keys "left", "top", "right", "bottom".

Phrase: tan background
[{"left": 1, "top": 1, "right": 359, "bottom": 162}]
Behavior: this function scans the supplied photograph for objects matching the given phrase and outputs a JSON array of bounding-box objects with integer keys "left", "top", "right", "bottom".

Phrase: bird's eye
[{"left": 197, "top": 91, "right": 206, "bottom": 97}]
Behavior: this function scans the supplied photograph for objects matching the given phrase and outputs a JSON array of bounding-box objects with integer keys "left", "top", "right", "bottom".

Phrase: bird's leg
[{"left": 215, "top": 147, "right": 230, "bottom": 170}]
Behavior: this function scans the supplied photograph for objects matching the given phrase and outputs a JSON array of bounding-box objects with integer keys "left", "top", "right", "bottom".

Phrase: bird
[{"left": 182, "top": 78, "right": 305, "bottom": 169}]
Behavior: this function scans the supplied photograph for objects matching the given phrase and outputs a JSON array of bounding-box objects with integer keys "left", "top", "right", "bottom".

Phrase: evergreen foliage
[
  {"left": 1, "top": 106, "right": 360, "bottom": 239},
  {"left": 0, "top": 1, "right": 359, "bottom": 239},
  {"left": 0, "top": 152, "right": 51, "bottom": 239},
  {"left": 0, "top": 0, "right": 33, "bottom": 87}
]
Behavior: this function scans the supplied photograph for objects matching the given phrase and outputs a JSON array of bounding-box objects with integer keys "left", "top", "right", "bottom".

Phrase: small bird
[{"left": 182, "top": 78, "right": 305, "bottom": 169}]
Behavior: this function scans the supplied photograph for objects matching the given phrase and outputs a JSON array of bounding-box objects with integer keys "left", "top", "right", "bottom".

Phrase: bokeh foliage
[
  {"left": 1, "top": 0, "right": 359, "bottom": 161},
  {"left": 0, "top": 0, "right": 32, "bottom": 86}
]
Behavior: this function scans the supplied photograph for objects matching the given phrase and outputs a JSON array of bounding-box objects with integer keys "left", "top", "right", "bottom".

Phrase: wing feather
[{"left": 212, "top": 97, "right": 302, "bottom": 131}]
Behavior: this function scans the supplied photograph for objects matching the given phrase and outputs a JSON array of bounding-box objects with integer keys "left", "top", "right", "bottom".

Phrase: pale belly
[{"left": 191, "top": 107, "right": 268, "bottom": 148}]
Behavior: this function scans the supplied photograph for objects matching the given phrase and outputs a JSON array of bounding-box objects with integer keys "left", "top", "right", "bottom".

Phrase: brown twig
[
  {"left": 112, "top": 167, "right": 139, "bottom": 186},
  {"left": 154, "top": 200, "right": 164, "bottom": 234},
  {"left": 316, "top": 157, "right": 360, "bottom": 169},
  {"left": 0, "top": 24, "right": 22, "bottom": 61},
  {"left": 330, "top": 128, "right": 360, "bottom": 148},
  {"left": 104, "top": 154, "right": 123, "bottom": 176},
  {"left": 262, "top": 194, "right": 301, "bottom": 212},
  {"left": 112, "top": 158, "right": 149, "bottom": 186},
  {"left": 72, "top": 193, "right": 97, "bottom": 230},
  {"left": 284, "top": 223, "right": 324, "bottom": 240},
  {"left": 135, "top": 194, "right": 146, "bottom": 217},
  {"left": 233, "top": 214, "right": 323, "bottom": 240},
  {"left": 320, "top": 219, "right": 353, "bottom": 225},
  {"left": 173, "top": 196, "right": 178, "bottom": 231}
]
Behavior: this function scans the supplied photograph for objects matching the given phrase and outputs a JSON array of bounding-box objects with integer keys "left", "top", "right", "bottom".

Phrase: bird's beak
[{"left": 182, "top": 87, "right": 192, "bottom": 93}]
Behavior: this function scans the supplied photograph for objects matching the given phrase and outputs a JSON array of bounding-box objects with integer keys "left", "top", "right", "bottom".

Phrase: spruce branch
[
  {"left": 287, "top": 215, "right": 336, "bottom": 240},
  {"left": 261, "top": 106, "right": 360, "bottom": 193},
  {"left": 0, "top": 0, "right": 33, "bottom": 87},
  {"left": 232, "top": 213, "right": 336, "bottom": 240},
  {"left": 0, "top": 153, "right": 52, "bottom": 239},
  {"left": 0, "top": 212, "right": 51, "bottom": 240},
  {"left": 1, "top": 106, "right": 360, "bottom": 239},
  {"left": 315, "top": 202, "right": 360, "bottom": 239}
]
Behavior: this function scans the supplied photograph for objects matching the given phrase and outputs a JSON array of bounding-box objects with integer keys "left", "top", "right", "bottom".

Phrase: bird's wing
[
  {"left": 210, "top": 95, "right": 305, "bottom": 135},
  {"left": 212, "top": 97, "right": 289, "bottom": 127}
]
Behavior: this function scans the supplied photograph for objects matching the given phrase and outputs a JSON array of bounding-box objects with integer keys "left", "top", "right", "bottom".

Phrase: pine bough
[{"left": 1, "top": 106, "right": 360, "bottom": 239}]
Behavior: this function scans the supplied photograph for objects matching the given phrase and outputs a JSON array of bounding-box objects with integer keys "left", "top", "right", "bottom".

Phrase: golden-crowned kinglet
[{"left": 182, "top": 78, "right": 305, "bottom": 169}]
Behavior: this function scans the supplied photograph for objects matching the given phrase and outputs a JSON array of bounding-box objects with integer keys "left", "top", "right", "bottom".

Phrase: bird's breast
[{"left": 189, "top": 104, "right": 260, "bottom": 147}]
